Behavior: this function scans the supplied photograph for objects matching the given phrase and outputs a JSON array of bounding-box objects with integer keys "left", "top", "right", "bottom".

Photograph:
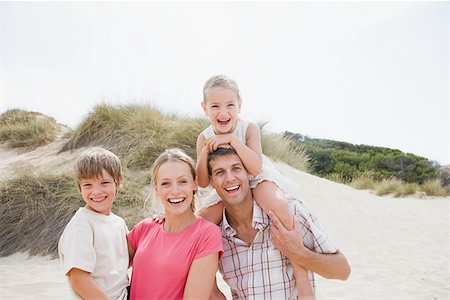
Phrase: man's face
[{"left": 209, "top": 153, "right": 251, "bottom": 206}]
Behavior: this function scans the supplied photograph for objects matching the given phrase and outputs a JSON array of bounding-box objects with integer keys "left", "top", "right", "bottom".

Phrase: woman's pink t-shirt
[{"left": 127, "top": 217, "right": 223, "bottom": 300}]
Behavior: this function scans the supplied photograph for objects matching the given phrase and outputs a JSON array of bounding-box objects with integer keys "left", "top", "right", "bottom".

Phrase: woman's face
[{"left": 154, "top": 160, "right": 197, "bottom": 215}]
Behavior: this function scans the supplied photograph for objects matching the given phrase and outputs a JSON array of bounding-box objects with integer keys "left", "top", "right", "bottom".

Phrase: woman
[{"left": 127, "top": 148, "right": 223, "bottom": 300}]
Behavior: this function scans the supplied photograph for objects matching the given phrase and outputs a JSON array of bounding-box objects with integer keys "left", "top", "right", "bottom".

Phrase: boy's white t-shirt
[{"left": 58, "top": 207, "right": 129, "bottom": 300}]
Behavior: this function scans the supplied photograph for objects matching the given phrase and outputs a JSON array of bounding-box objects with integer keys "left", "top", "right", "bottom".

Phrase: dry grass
[
  {"left": 421, "top": 179, "right": 449, "bottom": 197},
  {"left": 0, "top": 172, "right": 82, "bottom": 257},
  {"left": 60, "top": 104, "right": 207, "bottom": 169},
  {"left": 261, "top": 131, "right": 310, "bottom": 172},
  {"left": 0, "top": 109, "right": 58, "bottom": 148}
]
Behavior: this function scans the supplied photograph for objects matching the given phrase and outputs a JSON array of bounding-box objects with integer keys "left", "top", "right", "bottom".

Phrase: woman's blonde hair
[
  {"left": 74, "top": 147, "right": 122, "bottom": 191},
  {"left": 150, "top": 148, "right": 197, "bottom": 212},
  {"left": 203, "top": 74, "right": 241, "bottom": 103}
]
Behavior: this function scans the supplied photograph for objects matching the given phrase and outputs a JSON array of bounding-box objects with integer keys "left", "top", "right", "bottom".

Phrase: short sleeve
[
  {"left": 127, "top": 218, "right": 151, "bottom": 251},
  {"left": 293, "top": 202, "right": 338, "bottom": 254},
  {"left": 59, "top": 225, "right": 96, "bottom": 276},
  {"left": 194, "top": 222, "right": 224, "bottom": 260}
]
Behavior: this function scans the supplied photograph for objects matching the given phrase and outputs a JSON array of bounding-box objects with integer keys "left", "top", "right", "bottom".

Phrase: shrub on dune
[{"left": 0, "top": 109, "right": 58, "bottom": 148}]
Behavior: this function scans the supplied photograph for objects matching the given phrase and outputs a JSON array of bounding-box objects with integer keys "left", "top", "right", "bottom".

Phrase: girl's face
[
  {"left": 202, "top": 87, "right": 242, "bottom": 134},
  {"left": 154, "top": 160, "right": 197, "bottom": 216}
]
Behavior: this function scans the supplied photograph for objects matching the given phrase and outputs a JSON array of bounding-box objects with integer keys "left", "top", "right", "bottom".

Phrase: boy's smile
[{"left": 80, "top": 169, "right": 121, "bottom": 215}]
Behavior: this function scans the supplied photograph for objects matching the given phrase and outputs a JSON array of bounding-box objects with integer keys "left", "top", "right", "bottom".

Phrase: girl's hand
[
  {"left": 152, "top": 213, "right": 165, "bottom": 224},
  {"left": 205, "top": 134, "right": 233, "bottom": 152}
]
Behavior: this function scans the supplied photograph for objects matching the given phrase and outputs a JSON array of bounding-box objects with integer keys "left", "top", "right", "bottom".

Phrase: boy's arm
[
  {"left": 269, "top": 212, "right": 351, "bottom": 280},
  {"left": 196, "top": 133, "right": 211, "bottom": 188},
  {"left": 68, "top": 268, "right": 110, "bottom": 300},
  {"left": 127, "top": 238, "right": 136, "bottom": 268}
]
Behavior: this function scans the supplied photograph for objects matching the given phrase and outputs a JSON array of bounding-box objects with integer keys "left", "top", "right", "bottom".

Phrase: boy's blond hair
[{"left": 75, "top": 147, "right": 122, "bottom": 190}]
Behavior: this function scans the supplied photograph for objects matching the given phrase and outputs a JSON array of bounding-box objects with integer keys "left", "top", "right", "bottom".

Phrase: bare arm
[
  {"left": 196, "top": 133, "right": 211, "bottom": 188},
  {"left": 184, "top": 253, "right": 220, "bottom": 300},
  {"left": 127, "top": 238, "right": 135, "bottom": 268},
  {"left": 269, "top": 211, "right": 351, "bottom": 280},
  {"left": 68, "top": 268, "right": 110, "bottom": 300},
  {"left": 204, "top": 122, "right": 262, "bottom": 176}
]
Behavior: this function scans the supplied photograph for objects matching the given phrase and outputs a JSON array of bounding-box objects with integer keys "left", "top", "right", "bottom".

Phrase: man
[{"left": 207, "top": 148, "right": 350, "bottom": 299}]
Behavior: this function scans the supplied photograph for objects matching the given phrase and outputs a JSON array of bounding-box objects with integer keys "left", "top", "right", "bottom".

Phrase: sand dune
[{"left": 0, "top": 142, "right": 448, "bottom": 299}]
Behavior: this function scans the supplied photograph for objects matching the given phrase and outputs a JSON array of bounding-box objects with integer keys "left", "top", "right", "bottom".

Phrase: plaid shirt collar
[{"left": 221, "top": 200, "right": 269, "bottom": 238}]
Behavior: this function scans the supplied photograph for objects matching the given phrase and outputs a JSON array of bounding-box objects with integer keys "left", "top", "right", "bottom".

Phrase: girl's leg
[
  {"left": 197, "top": 201, "right": 224, "bottom": 225},
  {"left": 253, "top": 180, "right": 294, "bottom": 230}
]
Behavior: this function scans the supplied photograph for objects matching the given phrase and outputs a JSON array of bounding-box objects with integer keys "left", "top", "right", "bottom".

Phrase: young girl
[{"left": 196, "top": 74, "right": 299, "bottom": 231}]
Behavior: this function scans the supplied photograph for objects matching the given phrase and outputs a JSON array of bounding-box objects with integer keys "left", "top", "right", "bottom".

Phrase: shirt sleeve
[
  {"left": 292, "top": 202, "right": 338, "bottom": 254},
  {"left": 59, "top": 225, "right": 96, "bottom": 276},
  {"left": 194, "top": 223, "right": 224, "bottom": 260},
  {"left": 127, "top": 219, "right": 150, "bottom": 251}
]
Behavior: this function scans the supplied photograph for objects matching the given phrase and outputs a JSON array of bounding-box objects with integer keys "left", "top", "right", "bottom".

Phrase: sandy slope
[{"left": 0, "top": 138, "right": 448, "bottom": 299}]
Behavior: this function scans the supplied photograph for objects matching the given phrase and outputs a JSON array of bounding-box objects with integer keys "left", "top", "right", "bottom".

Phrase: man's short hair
[{"left": 207, "top": 147, "right": 238, "bottom": 176}]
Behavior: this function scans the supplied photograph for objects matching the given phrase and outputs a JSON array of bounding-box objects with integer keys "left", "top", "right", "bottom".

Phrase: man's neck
[{"left": 223, "top": 193, "right": 257, "bottom": 244}]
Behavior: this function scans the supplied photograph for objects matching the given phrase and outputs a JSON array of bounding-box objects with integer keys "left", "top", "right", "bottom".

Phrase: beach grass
[
  {"left": 60, "top": 103, "right": 208, "bottom": 169},
  {"left": 0, "top": 109, "right": 58, "bottom": 148}
]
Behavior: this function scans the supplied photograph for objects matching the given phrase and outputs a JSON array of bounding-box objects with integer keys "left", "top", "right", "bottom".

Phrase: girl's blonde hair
[
  {"left": 150, "top": 148, "right": 197, "bottom": 212},
  {"left": 74, "top": 147, "right": 122, "bottom": 191},
  {"left": 203, "top": 74, "right": 241, "bottom": 102}
]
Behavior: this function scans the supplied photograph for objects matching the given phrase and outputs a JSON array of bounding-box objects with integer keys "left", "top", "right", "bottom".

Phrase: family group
[{"left": 58, "top": 75, "right": 350, "bottom": 300}]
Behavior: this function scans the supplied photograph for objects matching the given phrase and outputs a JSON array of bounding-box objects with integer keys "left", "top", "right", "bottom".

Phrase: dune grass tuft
[
  {"left": 350, "top": 172, "right": 375, "bottom": 190},
  {"left": 421, "top": 179, "right": 449, "bottom": 196},
  {"left": 0, "top": 109, "right": 58, "bottom": 148},
  {"left": 261, "top": 130, "right": 310, "bottom": 172},
  {"left": 60, "top": 104, "right": 208, "bottom": 169},
  {"left": 0, "top": 172, "right": 82, "bottom": 257}
]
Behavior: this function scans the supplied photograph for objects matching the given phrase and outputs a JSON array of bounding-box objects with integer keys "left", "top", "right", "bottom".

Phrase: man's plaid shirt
[{"left": 219, "top": 199, "right": 338, "bottom": 299}]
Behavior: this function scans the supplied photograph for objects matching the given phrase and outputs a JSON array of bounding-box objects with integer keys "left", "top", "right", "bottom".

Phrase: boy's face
[
  {"left": 79, "top": 169, "right": 122, "bottom": 215},
  {"left": 202, "top": 87, "right": 242, "bottom": 134},
  {"left": 209, "top": 153, "right": 251, "bottom": 207}
]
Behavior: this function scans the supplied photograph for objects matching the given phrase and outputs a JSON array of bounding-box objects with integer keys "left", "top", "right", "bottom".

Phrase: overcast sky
[{"left": 1, "top": 1, "right": 448, "bottom": 165}]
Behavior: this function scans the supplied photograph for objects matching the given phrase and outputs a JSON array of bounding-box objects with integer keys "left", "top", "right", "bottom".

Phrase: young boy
[{"left": 58, "top": 147, "right": 129, "bottom": 300}]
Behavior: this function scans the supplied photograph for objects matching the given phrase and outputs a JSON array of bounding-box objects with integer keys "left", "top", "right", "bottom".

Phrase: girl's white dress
[{"left": 201, "top": 119, "right": 301, "bottom": 208}]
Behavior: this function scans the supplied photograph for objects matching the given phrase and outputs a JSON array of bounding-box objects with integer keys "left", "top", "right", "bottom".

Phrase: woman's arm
[
  {"left": 68, "top": 268, "right": 110, "bottom": 300},
  {"left": 183, "top": 253, "right": 220, "bottom": 300},
  {"left": 196, "top": 133, "right": 211, "bottom": 188}
]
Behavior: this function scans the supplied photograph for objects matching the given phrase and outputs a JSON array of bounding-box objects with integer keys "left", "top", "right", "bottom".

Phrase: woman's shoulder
[
  {"left": 194, "top": 218, "right": 221, "bottom": 235},
  {"left": 132, "top": 218, "right": 159, "bottom": 231}
]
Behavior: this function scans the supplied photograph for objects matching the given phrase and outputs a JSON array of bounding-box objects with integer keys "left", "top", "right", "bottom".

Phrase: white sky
[{"left": 1, "top": 1, "right": 449, "bottom": 165}]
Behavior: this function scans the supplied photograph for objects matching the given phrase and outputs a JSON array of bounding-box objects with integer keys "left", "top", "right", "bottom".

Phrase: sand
[{"left": 0, "top": 142, "right": 449, "bottom": 299}]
